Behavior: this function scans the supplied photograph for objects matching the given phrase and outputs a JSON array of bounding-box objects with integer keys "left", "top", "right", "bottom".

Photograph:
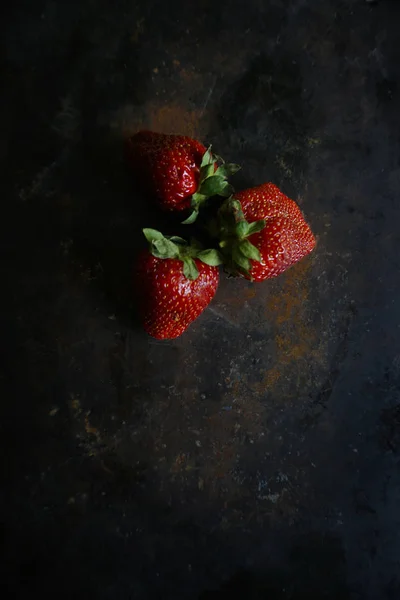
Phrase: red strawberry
[
  {"left": 217, "top": 183, "right": 316, "bottom": 282},
  {"left": 125, "top": 131, "right": 239, "bottom": 222},
  {"left": 135, "top": 229, "right": 221, "bottom": 339}
]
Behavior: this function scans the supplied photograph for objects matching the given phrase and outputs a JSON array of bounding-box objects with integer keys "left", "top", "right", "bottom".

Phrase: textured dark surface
[{"left": 2, "top": 0, "right": 400, "bottom": 598}]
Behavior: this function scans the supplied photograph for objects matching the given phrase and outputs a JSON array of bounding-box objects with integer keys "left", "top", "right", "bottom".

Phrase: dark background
[{"left": 1, "top": 0, "right": 400, "bottom": 598}]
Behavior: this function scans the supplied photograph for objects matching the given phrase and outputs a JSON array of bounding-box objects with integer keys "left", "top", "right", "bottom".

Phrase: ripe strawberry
[
  {"left": 217, "top": 183, "right": 316, "bottom": 282},
  {"left": 135, "top": 229, "right": 222, "bottom": 339},
  {"left": 125, "top": 131, "right": 239, "bottom": 222}
]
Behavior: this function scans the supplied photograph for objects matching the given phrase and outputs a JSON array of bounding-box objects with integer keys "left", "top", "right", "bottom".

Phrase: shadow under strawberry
[
  {"left": 60, "top": 131, "right": 218, "bottom": 331},
  {"left": 59, "top": 133, "right": 165, "bottom": 329}
]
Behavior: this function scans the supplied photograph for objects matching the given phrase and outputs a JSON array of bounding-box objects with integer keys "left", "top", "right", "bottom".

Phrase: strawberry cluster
[{"left": 125, "top": 131, "right": 316, "bottom": 340}]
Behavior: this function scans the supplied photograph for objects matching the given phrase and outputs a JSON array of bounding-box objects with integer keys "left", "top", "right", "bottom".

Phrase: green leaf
[
  {"left": 150, "top": 247, "right": 166, "bottom": 259},
  {"left": 169, "top": 236, "right": 188, "bottom": 245},
  {"left": 144, "top": 228, "right": 182, "bottom": 259},
  {"left": 218, "top": 181, "right": 234, "bottom": 198},
  {"left": 153, "top": 238, "right": 179, "bottom": 258},
  {"left": 200, "top": 146, "right": 214, "bottom": 167},
  {"left": 221, "top": 197, "right": 244, "bottom": 220},
  {"left": 199, "top": 177, "right": 233, "bottom": 198},
  {"left": 198, "top": 176, "right": 224, "bottom": 197},
  {"left": 189, "top": 191, "right": 208, "bottom": 216},
  {"left": 182, "top": 257, "right": 199, "bottom": 280},
  {"left": 247, "top": 219, "right": 266, "bottom": 236},
  {"left": 235, "top": 221, "right": 249, "bottom": 239},
  {"left": 216, "top": 163, "right": 241, "bottom": 178},
  {"left": 197, "top": 249, "right": 224, "bottom": 267},
  {"left": 191, "top": 191, "right": 208, "bottom": 204},
  {"left": 229, "top": 198, "right": 243, "bottom": 213},
  {"left": 232, "top": 246, "right": 251, "bottom": 272},
  {"left": 213, "top": 153, "right": 224, "bottom": 164},
  {"left": 143, "top": 228, "right": 164, "bottom": 243},
  {"left": 200, "top": 163, "right": 215, "bottom": 181},
  {"left": 182, "top": 210, "right": 199, "bottom": 225},
  {"left": 239, "top": 239, "right": 261, "bottom": 261}
]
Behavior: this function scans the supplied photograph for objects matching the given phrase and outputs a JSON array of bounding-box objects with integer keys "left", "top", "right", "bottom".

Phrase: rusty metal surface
[{"left": 2, "top": 0, "right": 400, "bottom": 598}]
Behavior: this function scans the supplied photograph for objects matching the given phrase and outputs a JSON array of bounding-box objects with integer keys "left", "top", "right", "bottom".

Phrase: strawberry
[
  {"left": 135, "top": 229, "right": 222, "bottom": 339},
  {"left": 125, "top": 131, "right": 239, "bottom": 223},
  {"left": 217, "top": 183, "right": 316, "bottom": 282}
]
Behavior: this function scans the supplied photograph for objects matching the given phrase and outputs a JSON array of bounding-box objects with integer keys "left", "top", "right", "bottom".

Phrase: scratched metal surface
[{"left": 2, "top": 0, "right": 400, "bottom": 598}]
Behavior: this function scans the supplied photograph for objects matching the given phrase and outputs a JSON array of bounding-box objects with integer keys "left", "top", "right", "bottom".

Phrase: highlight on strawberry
[
  {"left": 124, "top": 131, "right": 240, "bottom": 223},
  {"left": 215, "top": 183, "right": 316, "bottom": 282},
  {"left": 134, "top": 229, "right": 223, "bottom": 340}
]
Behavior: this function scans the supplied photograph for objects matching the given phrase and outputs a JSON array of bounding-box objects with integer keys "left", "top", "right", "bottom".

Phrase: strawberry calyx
[
  {"left": 182, "top": 147, "right": 241, "bottom": 225},
  {"left": 143, "top": 228, "right": 223, "bottom": 281},
  {"left": 214, "top": 197, "right": 266, "bottom": 278}
]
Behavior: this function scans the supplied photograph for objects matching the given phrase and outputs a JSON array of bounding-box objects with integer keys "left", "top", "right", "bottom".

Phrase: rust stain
[
  {"left": 259, "top": 254, "right": 326, "bottom": 397},
  {"left": 171, "top": 453, "right": 186, "bottom": 473},
  {"left": 228, "top": 284, "right": 257, "bottom": 308},
  {"left": 84, "top": 414, "right": 99, "bottom": 437},
  {"left": 112, "top": 254, "right": 321, "bottom": 508},
  {"left": 254, "top": 367, "right": 281, "bottom": 393},
  {"left": 68, "top": 393, "right": 109, "bottom": 458},
  {"left": 147, "top": 254, "right": 323, "bottom": 505},
  {"left": 197, "top": 382, "right": 266, "bottom": 493},
  {"left": 148, "top": 103, "right": 204, "bottom": 138},
  {"left": 119, "top": 101, "right": 207, "bottom": 140},
  {"left": 178, "top": 67, "right": 199, "bottom": 83},
  {"left": 240, "top": 255, "right": 321, "bottom": 402},
  {"left": 267, "top": 258, "right": 312, "bottom": 331},
  {"left": 69, "top": 394, "right": 81, "bottom": 415}
]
